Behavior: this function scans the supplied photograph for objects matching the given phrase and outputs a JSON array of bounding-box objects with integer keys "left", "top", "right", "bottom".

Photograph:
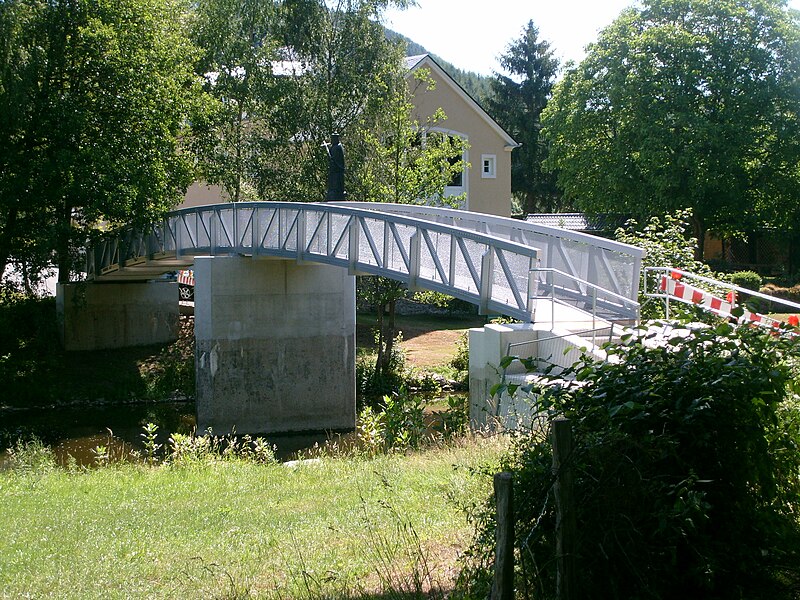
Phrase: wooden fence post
[
  {"left": 491, "top": 471, "right": 514, "bottom": 600},
  {"left": 552, "top": 417, "right": 577, "bottom": 600}
]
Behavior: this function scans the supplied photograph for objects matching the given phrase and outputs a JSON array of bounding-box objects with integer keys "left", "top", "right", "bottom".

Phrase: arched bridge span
[{"left": 88, "top": 202, "right": 643, "bottom": 324}]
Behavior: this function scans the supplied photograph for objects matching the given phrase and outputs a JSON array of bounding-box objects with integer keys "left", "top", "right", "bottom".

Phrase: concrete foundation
[
  {"left": 194, "top": 256, "right": 356, "bottom": 435},
  {"left": 468, "top": 323, "right": 538, "bottom": 429},
  {"left": 57, "top": 281, "right": 179, "bottom": 351},
  {"left": 468, "top": 323, "right": 610, "bottom": 430}
]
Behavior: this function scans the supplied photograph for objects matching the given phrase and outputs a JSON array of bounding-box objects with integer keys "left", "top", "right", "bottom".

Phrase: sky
[{"left": 383, "top": 0, "right": 800, "bottom": 76}]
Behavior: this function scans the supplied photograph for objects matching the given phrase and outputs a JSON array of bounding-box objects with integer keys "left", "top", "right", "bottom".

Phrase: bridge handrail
[
  {"left": 334, "top": 202, "right": 642, "bottom": 302},
  {"left": 334, "top": 202, "right": 645, "bottom": 258}
]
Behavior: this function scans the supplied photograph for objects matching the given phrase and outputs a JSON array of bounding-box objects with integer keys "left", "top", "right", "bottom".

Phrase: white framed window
[{"left": 481, "top": 154, "right": 497, "bottom": 179}]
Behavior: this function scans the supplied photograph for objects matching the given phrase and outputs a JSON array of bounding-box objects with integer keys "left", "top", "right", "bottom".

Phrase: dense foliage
[
  {"left": 0, "top": 0, "right": 204, "bottom": 283},
  {"left": 542, "top": 0, "right": 800, "bottom": 251},
  {"left": 191, "top": 0, "right": 414, "bottom": 204},
  {"left": 614, "top": 209, "right": 721, "bottom": 318},
  {"left": 463, "top": 323, "right": 800, "bottom": 598},
  {"left": 487, "top": 21, "right": 561, "bottom": 215}
]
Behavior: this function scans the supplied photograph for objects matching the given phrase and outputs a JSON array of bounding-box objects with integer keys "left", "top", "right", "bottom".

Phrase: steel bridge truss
[{"left": 88, "top": 202, "right": 545, "bottom": 321}]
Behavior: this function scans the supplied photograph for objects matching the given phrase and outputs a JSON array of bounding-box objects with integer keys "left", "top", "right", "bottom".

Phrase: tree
[
  {"left": 190, "top": 0, "right": 285, "bottom": 202},
  {"left": 355, "top": 68, "right": 467, "bottom": 206},
  {"left": 0, "top": 0, "right": 203, "bottom": 284},
  {"left": 254, "top": 0, "right": 412, "bottom": 203},
  {"left": 541, "top": 0, "right": 800, "bottom": 253},
  {"left": 352, "top": 66, "right": 467, "bottom": 385},
  {"left": 487, "top": 20, "right": 561, "bottom": 215}
]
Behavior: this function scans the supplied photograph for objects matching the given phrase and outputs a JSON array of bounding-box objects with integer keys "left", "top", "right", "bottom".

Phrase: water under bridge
[{"left": 62, "top": 202, "right": 645, "bottom": 433}]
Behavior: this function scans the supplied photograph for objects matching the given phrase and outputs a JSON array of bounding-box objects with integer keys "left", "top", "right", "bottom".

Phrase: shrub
[
  {"left": 462, "top": 322, "right": 800, "bottom": 598},
  {"left": 615, "top": 209, "right": 722, "bottom": 320},
  {"left": 730, "top": 270, "right": 763, "bottom": 291},
  {"left": 449, "top": 332, "right": 469, "bottom": 380},
  {"left": 357, "top": 390, "right": 426, "bottom": 454},
  {"left": 411, "top": 290, "right": 475, "bottom": 315}
]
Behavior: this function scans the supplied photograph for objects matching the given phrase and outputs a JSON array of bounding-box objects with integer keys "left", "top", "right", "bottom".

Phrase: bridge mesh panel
[
  {"left": 499, "top": 250, "right": 531, "bottom": 311},
  {"left": 360, "top": 218, "right": 384, "bottom": 267},
  {"left": 418, "top": 233, "right": 438, "bottom": 284},
  {"left": 331, "top": 214, "right": 350, "bottom": 260},
  {"left": 281, "top": 209, "right": 299, "bottom": 252},
  {"left": 215, "top": 208, "right": 235, "bottom": 249},
  {"left": 237, "top": 208, "right": 253, "bottom": 249},
  {"left": 260, "top": 208, "right": 280, "bottom": 250},
  {"left": 305, "top": 210, "right": 327, "bottom": 256},
  {"left": 522, "top": 230, "right": 637, "bottom": 300},
  {"left": 387, "top": 223, "right": 414, "bottom": 275},
  {"left": 458, "top": 238, "right": 488, "bottom": 295},
  {"left": 491, "top": 250, "right": 518, "bottom": 309},
  {"left": 197, "top": 212, "right": 212, "bottom": 249}
]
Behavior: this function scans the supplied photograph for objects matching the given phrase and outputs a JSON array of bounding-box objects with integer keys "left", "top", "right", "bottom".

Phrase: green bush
[
  {"left": 731, "top": 270, "right": 763, "bottom": 291},
  {"left": 462, "top": 323, "right": 800, "bottom": 599},
  {"left": 411, "top": 290, "right": 475, "bottom": 315},
  {"left": 615, "top": 209, "right": 722, "bottom": 320},
  {"left": 356, "top": 390, "right": 426, "bottom": 454}
]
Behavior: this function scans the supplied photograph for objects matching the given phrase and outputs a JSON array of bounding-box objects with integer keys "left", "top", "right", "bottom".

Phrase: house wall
[
  {"left": 180, "top": 182, "right": 228, "bottom": 209},
  {"left": 409, "top": 65, "right": 513, "bottom": 218}
]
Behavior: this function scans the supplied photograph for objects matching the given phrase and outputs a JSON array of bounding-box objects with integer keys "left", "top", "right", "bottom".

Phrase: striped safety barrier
[
  {"left": 177, "top": 269, "right": 194, "bottom": 286},
  {"left": 659, "top": 273, "right": 781, "bottom": 328}
]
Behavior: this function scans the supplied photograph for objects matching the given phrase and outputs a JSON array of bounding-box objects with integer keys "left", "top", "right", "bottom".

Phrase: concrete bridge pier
[
  {"left": 194, "top": 256, "right": 356, "bottom": 435},
  {"left": 57, "top": 281, "right": 179, "bottom": 351}
]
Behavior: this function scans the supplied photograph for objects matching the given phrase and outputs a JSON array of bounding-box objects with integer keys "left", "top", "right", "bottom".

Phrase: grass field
[{"left": 0, "top": 436, "right": 506, "bottom": 599}]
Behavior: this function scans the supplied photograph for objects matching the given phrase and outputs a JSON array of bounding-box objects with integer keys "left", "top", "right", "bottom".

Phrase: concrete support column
[
  {"left": 57, "top": 281, "right": 179, "bottom": 351},
  {"left": 194, "top": 256, "right": 356, "bottom": 435}
]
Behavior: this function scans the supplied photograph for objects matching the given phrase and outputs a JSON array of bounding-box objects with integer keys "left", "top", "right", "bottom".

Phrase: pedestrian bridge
[
  {"left": 72, "top": 201, "right": 644, "bottom": 434},
  {"left": 87, "top": 201, "right": 643, "bottom": 325}
]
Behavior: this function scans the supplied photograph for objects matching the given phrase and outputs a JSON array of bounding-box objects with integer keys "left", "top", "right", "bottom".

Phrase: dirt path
[{"left": 356, "top": 313, "right": 484, "bottom": 369}]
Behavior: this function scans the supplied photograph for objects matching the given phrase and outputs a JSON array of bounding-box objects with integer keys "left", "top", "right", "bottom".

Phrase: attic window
[{"left": 481, "top": 155, "right": 496, "bottom": 179}]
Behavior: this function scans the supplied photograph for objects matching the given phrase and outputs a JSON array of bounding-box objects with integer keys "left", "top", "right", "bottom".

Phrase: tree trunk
[
  {"left": 374, "top": 306, "right": 385, "bottom": 378},
  {"left": 382, "top": 298, "right": 397, "bottom": 374},
  {"left": 689, "top": 213, "right": 706, "bottom": 262},
  {"left": 56, "top": 201, "right": 73, "bottom": 284}
]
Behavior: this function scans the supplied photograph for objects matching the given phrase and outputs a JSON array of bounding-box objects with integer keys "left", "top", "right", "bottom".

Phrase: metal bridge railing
[
  {"left": 338, "top": 202, "right": 644, "bottom": 302},
  {"left": 87, "top": 202, "right": 543, "bottom": 322},
  {"left": 529, "top": 267, "right": 640, "bottom": 331}
]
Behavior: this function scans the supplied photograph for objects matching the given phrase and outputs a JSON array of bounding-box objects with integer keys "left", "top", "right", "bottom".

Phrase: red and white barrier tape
[{"left": 177, "top": 269, "right": 194, "bottom": 286}]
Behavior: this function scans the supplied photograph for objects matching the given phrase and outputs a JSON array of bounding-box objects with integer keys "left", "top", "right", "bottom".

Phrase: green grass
[{"left": 0, "top": 437, "right": 505, "bottom": 599}]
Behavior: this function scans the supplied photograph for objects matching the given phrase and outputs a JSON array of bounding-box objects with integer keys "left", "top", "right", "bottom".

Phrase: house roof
[
  {"left": 404, "top": 54, "right": 519, "bottom": 149},
  {"left": 525, "top": 213, "right": 627, "bottom": 232}
]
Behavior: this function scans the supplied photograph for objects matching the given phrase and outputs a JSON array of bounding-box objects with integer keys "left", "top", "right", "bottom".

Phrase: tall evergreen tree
[{"left": 488, "top": 20, "right": 561, "bottom": 215}]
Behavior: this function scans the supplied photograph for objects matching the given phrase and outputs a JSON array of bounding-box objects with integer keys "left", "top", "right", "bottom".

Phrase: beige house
[
  {"left": 182, "top": 54, "right": 518, "bottom": 217},
  {"left": 405, "top": 54, "right": 518, "bottom": 217}
]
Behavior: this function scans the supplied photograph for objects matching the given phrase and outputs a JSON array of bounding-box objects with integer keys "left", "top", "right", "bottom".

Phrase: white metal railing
[
  {"left": 529, "top": 267, "right": 640, "bottom": 331},
  {"left": 337, "top": 202, "right": 644, "bottom": 302},
  {"left": 87, "top": 202, "right": 542, "bottom": 321}
]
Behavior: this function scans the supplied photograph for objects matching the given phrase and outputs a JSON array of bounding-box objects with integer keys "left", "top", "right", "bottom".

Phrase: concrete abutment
[{"left": 57, "top": 281, "right": 179, "bottom": 351}]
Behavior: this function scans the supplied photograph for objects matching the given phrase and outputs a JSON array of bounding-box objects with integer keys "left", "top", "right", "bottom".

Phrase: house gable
[{"left": 404, "top": 54, "right": 517, "bottom": 217}]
